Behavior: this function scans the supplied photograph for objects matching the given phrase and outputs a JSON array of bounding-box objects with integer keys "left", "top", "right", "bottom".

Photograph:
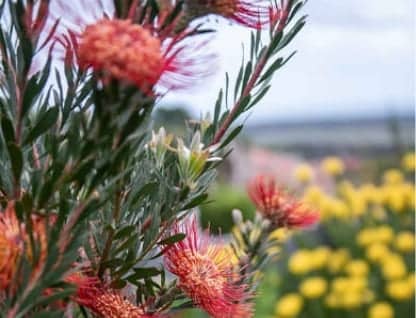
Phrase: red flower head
[
  {"left": 67, "top": 273, "right": 158, "bottom": 318},
  {"left": 77, "top": 19, "right": 164, "bottom": 92},
  {"left": 163, "top": 216, "right": 253, "bottom": 318},
  {"left": 0, "top": 201, "right": 52, "bottom": 291},
  {"left": 51, "top": 1, "right": 213, "bottom": 93},
  {"left": 0, "top": 202, "right": 24, "bottom": 290},
  {"left": 184, "top": 0, "right": 270, "bottom": 29},
  {"left": 248, "top": 175, "right": 319, "bottom": 229}
]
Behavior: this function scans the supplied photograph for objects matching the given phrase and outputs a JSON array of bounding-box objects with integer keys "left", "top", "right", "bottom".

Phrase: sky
[{"left": 162, "top": 0, "right": 415, "bottom": 122}]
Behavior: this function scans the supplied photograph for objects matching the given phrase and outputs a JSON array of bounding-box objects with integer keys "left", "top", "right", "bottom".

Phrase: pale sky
[{"left": 162, "top": 0, "right": 415, "bottom": 122}]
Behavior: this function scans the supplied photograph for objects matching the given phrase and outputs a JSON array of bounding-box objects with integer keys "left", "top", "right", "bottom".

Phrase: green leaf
[
  {"left": 114, "top": 225, "right": 136, "bottom": 241},
  {"left": 24, "top": 107, "right": 59, "bottom": 144},
  {"left": 7, "top": 142, "right": 23, "bottom": 181},
  {"left": 182, "top": 193, "right": 208, "bottom": 210},
  {"left": 220, "top": 125, "right": 243, "bottom": 149},
  {"left": 158, "top": 233, "right": 185, "bottom": 246},
  {"left": 129, "top": 267, "right": 161, "bottom": 280},
  {"left": 1, "top": 114, "right": 15, "bottom": 143},
  {"left": 131, "top": 182, "right": 158, "bottom": 206}
]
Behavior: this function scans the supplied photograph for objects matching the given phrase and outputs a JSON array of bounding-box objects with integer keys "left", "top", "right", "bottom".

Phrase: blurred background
[{"left": 156, "top": 1, "right": 415, "bottom": 317}]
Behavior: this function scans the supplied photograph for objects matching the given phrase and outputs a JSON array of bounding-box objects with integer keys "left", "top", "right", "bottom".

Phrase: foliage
[
  {"left": 0, "top": 0, "right": 311, "bottom": 317},
  {"left": 200, "top": 183, "right": 255, "bottom": 234}
]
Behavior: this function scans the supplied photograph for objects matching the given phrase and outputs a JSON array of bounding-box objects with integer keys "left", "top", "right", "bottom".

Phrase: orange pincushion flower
[
  {"left": 73, "top": 17, "right": 211, "bottom": 92},
  {"left": 0, "top": 202, "right": 24, "bottom": 290},
  {"left": 185, "top": 0, "right": 270, "bottom": 29},
  {"left": 164, "top": 217, "right": 253, "bottom": 318},
  {"left": 68, "top": 273, "right": 157, "bottom": 318},
  {"left": 78, "top": 19, "right": 164, "bottom": 91},
  {"left": 0, "top": 202, "right": 52, "bottom": 291},
  {"left": 248, "top": 175, "right": 319, "bottom": 229}
]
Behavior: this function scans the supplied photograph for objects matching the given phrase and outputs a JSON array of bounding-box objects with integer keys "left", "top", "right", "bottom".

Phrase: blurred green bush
[{"left": 200, "top": 183, "right": 255, "bottom": 234}]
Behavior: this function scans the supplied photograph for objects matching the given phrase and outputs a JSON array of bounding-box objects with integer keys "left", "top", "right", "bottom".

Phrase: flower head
[
  {"left": 78, "top": 19, "right": 163, "bottom": 91},
  {"left": 247, "top": 175, "right": 319, "bottom": 229},
  {"left": 299, "top": 277, "right": 327, "bottom": 299},
  {"left": 183, "top": 0, "right": 271, "bottom": 29},
  {"left": 0, "top": 202, "right": 24, "bottom": 290},
  {"left": 294, "top": 163, "right": 314, "bottom": 183},
  {"left": 0, "top": 202, "right": 51, "bottom": 291},
  {"left": 77, "top": 18, "right": 208, "bottom": 92},
  {"left": 163, "top": 216, "right": 253, "bottom": 318},
  {"left": 275, "top": 293, "right": 303, "bottom": 317},
  {"left": 368, "top": 302, "right": 394, "bottom": 318},
  {"left": 321, "top": 156, "right": 345, "bottom": 176},
  {"left": 51, "top": 0, "right": 213, "bottom": 93},
  {"left": 68, "top": 273, "right": 156, "bottom": 318}
]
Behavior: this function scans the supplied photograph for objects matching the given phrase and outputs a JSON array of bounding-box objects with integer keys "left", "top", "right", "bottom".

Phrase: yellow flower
[
  {"left": 327, "top": 249, "right": 350, "bottom": 273},
  {"left": 366, "top": 243, "right": 391, "bottom": 263},
  {"left": 341, "top": 290, "right": 362, "bottom": 308},
  {"left": 345, "top": 260, "right": 369, "bottom": 277},
  {"left": 275, "top": 293, "right": 303, "bottom": 317},
  {"left": 294, "top": 164, "right": 314, "bottom": 183},
  {"left": 384, "top": 186, "right": 406, "bottom": 213},
  {"left": 357, "top": 228, "right": 377, "bottom": 246},
  {"left": 321, "top": 156, "right": 345, "bottom": 176},
  {"left": 360, "top": 184, "right": 383, "bottom": 205},
  {"left": 332, "top": 277, "right": 349, "bottom": 293},
  {"left": 376, "top": 226, "right": 394, "bottom": 244},
  {"left": 408, "top": 272, "right": 415, "bottom": 288},
  {"left": 269, "top": 228, "right": 289, "bottom": 242},
  {"left": 348, "top": 193, "right": 367, "bottom": 217},
  {"left": 386, "top": 279, "right": 414, "bottom": 300},
  {"left": 330, "top": 199, "right": 350, "bottom": 219},
  {"left": 383, "top": 169, "right": 404, "bottom": 185},
  {"left": 289, "top": 250, "right": 312, "bottom": 275},
  {"left": 303, "top": 186, "right": 325, "bottom": 206},
  {"left": 349, "top": 276, "right": 368, "bottom": 291},
  {"left": 311, "top": 247, "right": 330, "bottom": 270},
  {"left": 299, "top": 277, "right": 327, "bottom": 299},
  {"left": 394, "top": 231, "right": 415, "bottom": 253},
  {"left": 382, "top": 255, "right": 407, "bottom": 280},
  {"left": 368, "top": 302, "right": 394, "bottom": 318},
  {"left": 325, "top": 293, "right": 339, "bottom": 308},
  {"left": 402, "top": 152, "right": 415, "bottom": 171}
]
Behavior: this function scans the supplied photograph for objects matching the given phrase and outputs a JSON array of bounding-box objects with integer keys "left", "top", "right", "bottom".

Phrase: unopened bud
[{"left": 232, "top": 209, "right": 243, "bottom": 225}]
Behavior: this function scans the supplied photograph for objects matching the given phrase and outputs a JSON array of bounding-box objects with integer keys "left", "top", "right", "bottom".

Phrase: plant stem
[{"left": 210, "top": 43, "right": 269, "bottom": 146}]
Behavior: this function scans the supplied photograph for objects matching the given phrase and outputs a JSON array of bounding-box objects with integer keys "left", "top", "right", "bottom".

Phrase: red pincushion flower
[
  {"left": 50, "top": 0, "right": 213, "bottom": 93},
  {"left": 163, "top": 217, "right": 253, "bottom": 318},
  {"left": 248, "top": 175, "right": 319, "bottom": 229},
  {"left": 77, "top": 19, "right": 164, "bottom": 91},
  {"left": 185, "top": 0, "right": 270, "bottom": 29},
  {"left": 0, "top": 201, "right": 52, "bottom": 291},
  {"left": 0, "top": 202, "right": 24, "bottom": 290},
  {"left": 67, "top": 273, "right": 157, "bottom": 318}
]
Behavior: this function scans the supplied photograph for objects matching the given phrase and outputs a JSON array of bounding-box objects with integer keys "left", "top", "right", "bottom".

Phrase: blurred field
[{"left": 201, "top": 151, "right": 415, "bottom": 318}]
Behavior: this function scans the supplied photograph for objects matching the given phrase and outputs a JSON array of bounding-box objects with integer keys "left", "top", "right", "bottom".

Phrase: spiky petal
[
  {"left": 163, "top": 217, "right": 253, "bottom": 318},
  {"left": 248, "top": 175, "right": 319, "bottom": 229},
  {"left": 184, "top": 0, "right": 270, "bottom": 29}
]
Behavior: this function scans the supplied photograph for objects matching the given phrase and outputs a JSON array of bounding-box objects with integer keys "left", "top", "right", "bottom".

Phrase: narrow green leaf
[
  {"left": 24, "top": 107, "right": 59, "bottom": 144},
  {"left": 158, "top": 233, "right": 185, "bottom": 246},
  {"left": 7, "top": 142, "right": 23, "bottom": 181}
]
